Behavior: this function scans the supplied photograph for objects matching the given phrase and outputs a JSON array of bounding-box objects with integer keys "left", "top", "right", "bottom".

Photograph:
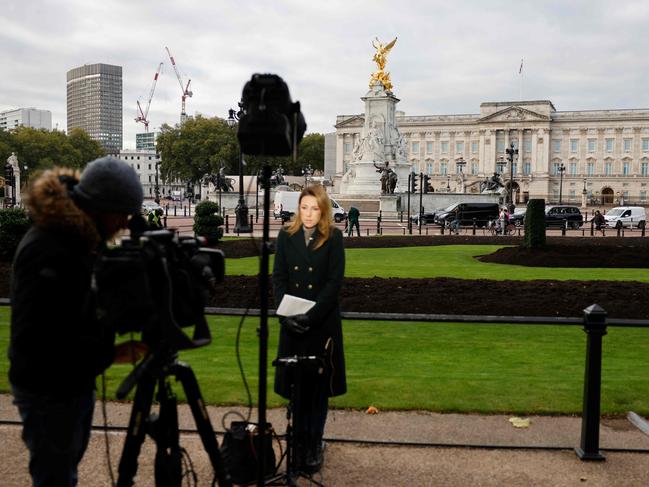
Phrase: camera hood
[{"left": 237, "top": 73, "right": 306, "bottom": 156}]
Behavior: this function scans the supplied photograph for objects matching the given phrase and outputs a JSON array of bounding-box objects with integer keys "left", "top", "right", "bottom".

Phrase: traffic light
[
  {"left": 423, "top": 174, "right": 430, "bottom": 193},
  {"left": 4, "top": 164, "right": 13, "bottom": 187},
  {"left": 410, "top": 173, "right": 417, "bottom": 193}
]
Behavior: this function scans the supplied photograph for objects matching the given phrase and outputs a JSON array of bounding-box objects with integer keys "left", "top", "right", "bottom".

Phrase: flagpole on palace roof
[{"left": 519, "top": 58, "right": 524, "bottom": 101}]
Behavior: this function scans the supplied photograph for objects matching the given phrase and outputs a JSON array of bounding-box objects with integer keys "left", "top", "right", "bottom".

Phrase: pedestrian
[
  {"left": 592, "top": 210, "right": 606, "bottom": 234},
  {"left": 272, "top": 184, "right": 346, "bottom": 475},
  {"left": 347, "top": 206, "right": 360, "bottom": 237},
  {"left": 498, "top": 207, "right": 510, "bottom": 235},
  {"left": 9, "top": 156, "right": 148, "bottom": 486}
]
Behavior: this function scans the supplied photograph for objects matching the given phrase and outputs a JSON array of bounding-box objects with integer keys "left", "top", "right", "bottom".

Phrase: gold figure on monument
[{"left": 369, "top": 37, "right": 397, "bottom": 91}]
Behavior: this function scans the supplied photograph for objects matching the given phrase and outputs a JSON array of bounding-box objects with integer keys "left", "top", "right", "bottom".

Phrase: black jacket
[
  {"left": 9, "top": 169, "right": 115, "bottom": 397},
  {"left": 272, "top": 226, "right": 346, "bottom": 398}
]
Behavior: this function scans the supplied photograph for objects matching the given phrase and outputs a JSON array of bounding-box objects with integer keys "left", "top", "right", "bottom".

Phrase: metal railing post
[{"left": 575, "top": 304, "right": 607, "bottom": 461}]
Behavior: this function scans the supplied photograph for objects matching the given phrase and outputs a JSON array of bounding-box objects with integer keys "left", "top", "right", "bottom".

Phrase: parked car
[
  {"left": 142, "top": 201, "right": 163, "bottom": 214},
  {"left": 434, "top": 202, "right": 499, "bottom": 228},
  {"left": 544, "top": 205, "right": 583, "bottom": 228},
  {"left": 410, "top": 212, "right": 437, "bottom": 225},
  {"left": 604, "top": 206, "right": 646, "bottom": 229},
  {"left": 508, "top": 208, "right": 527, "bottom": 227}
]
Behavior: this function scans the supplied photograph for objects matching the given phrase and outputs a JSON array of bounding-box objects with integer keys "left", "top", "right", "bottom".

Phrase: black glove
[{"left": 281, "top": 314, "right": 311, "bottom": 335}]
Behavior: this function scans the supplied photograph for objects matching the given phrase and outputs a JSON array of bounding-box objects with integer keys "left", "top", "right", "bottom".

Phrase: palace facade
[{"left": 332, "top": 100, "right": 649, "bottom": 205}]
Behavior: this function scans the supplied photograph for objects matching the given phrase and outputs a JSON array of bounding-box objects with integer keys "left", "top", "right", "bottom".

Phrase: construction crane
[
  {"left": 135, "top": 62, "right": 163, "bottom": 132},
  {"left": 165, "top": 46, "right": 193, "bottom": 123}
]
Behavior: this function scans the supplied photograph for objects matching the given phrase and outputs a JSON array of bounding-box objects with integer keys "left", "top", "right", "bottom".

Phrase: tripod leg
[
  {"left": 117, "top": 373, "right": 156, "bottom": 487},
  {"left": 152, "top": 380, "right": 182, "bottom": 487},
  {"left": 173, "top": 362, "right": 233, "bottom": 487}
]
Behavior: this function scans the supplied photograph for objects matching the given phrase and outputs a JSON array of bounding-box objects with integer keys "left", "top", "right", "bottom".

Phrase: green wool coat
[{"left": 272, "top": 226, "right": 347, "bottom": 399}]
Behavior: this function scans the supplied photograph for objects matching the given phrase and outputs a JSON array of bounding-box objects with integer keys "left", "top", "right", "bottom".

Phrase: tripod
[
  {"left": 115, "top": 349, "right": 232, "bottom": 487},
  {"left": 266, "top": 356, "right": 325, "bottom": 487}
]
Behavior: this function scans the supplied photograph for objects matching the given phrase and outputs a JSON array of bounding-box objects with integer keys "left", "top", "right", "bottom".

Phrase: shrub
[
  {"left": 524, "top": 199, "right": 546, "bottom": 248},
  {"left": 193, "top": 200, "right": 224, "bottom": 244},
  {"left": 0, "top": 207, "right": 31, "bottom": 261}
]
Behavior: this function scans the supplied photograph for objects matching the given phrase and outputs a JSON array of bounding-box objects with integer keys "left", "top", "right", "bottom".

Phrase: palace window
[
  {"left": 523, "top": 162, "right": 531, "bottom": 175},
  {"left": 344, "top": 143, "right": 351, "bottom": 154},
  {"left": 570, "top": 139, "right": 578, "bottom": 153},
  {"left": 471, "top": 141, "right": 478, "bottom": 153},
  {"left": 569, "top": 190, "right": 576, "bottom": 200},
  {"left": 587, "top": 162, "right": 595, "bottom": 176},
  {"left": 426, "top": 163, "right": 433, "bottom": 174},
  {"left": 623, "top": 162, "right": 630, "bottom": 176},
  {"left": 588, "top": 139, "right": 596, "bottom": 152},
  {"left": 624, "top": 138, "right": 632, "bottom": 152},
  {"left": 411, "top": 142, "right": 420, "bottom": 154},
  {"left": 569, "top": 162, "right": 577, "bottom": 175},
  {"left": 552, "top": 139, "right": 561, "bottom": 153},
  {"left": 606, "top": 138, "right": 614, "bottom": 152},
  {"left": 642, "top": 162, "right": 649, "bottom": 176},
  {"left": 604, "top": 162, "right": 612, "bottom": 175},
  {"left": 524, "top": 140, "right": 532, "bottom": 152},
  {"left": 641, "top": 191, "right": 647, "bottom": 201},
  {"left": 456, "top": 141, "right": 464, "bottom": 154},
  {"left": 496, "top": 140, "right": 505, "bottom": 153},
  {"left": 643, "top": 138, "right": 649, "bottom": 152},
  {"left": 441, "top": 141, "right": 449, "bottom": 153},
  {"left": 471, "top": 162, "right": 478, "bottom": 175},
  {"left": 440, "top": 162, "right": 448, "bottom": 175},
  {"left": 426, "top": 141, "right": 433, "bottom": 154}
]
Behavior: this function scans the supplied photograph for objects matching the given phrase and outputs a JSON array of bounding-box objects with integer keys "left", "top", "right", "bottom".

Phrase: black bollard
[
  {"left": 163, "top": 216, "right": 167, "bottom": 228},
  {"left": 590, "top": 221, "right": 594, "bottom": 237},
  {"left": 472, "top": 218, "right": 476, "bottom": 235},
  {"left": 561, "top": 219, "right": 567, "bottom": 236},
  {"left": 643, "top": 225, "right": 646, "bottom": 237},
  {"left": 225, "top": 215, "right": 229, "bottom": 234},
  {"left": 575, "top": 304, "right": 607, "bottom": 462},
  {"left": 174, "top": 205, "right": 177, "bottom": 217},
  {"left": 617, "top": 226, "right": 621, "bottom": 237},
  {"left": 249, "top": 215, "right": 254, "bottom": 233}
]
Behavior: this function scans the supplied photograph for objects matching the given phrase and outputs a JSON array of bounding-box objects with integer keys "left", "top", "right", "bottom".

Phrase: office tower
[{"left": 67, "top": 63, "right": 122, "bottom": 153}]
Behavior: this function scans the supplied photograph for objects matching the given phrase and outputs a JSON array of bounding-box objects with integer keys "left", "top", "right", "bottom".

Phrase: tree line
[
  {"left": 156, "top": 115, "right": 325, "bottom": 184},
  {"left": 0, "top": 127, "right": 105, "bottom": 182},
  {"left": 1, "top": 115, "right": 325, "bottom": 186}
]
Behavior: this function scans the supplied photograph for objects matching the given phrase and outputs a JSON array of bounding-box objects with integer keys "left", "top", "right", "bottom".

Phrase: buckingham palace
[{"left": 330, "top": 100, "right": 649, "bottom": 206}]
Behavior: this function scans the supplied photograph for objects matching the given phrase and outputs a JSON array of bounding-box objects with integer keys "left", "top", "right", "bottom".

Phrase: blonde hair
[{"left": 286, "top": 185, "right": 333, "bottom": 249}]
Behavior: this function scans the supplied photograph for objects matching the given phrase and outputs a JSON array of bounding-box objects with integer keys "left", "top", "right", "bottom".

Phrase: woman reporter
[{"left": 272, "top": 184, "right": 346, "bottom": 474}]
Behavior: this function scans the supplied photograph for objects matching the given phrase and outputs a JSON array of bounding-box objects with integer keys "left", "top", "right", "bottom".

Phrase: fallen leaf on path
[
  {"left": 366, "top": 406, "right": 379, "bottom": 415},
  {"left": 508, "top": 417, "right": 531, "bottom": 428}
]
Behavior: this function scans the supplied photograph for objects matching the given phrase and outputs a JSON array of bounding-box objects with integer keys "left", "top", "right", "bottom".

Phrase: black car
[
  {"left": 434, "top": 202, "right": 499, "bottom": 228},
  {"left": 410, "top": 212, "right": 437, "bottom": 225},
  {"left": 545, "top": 205, "right": 583, "bottom": 228},
  {"left": 508, "top": 208, "right": 527, "bottom": 226}
]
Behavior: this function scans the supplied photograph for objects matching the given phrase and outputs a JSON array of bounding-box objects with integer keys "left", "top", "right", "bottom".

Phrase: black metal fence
[{"left": 205, "top": 304, "right": 649, "bottom": 461}]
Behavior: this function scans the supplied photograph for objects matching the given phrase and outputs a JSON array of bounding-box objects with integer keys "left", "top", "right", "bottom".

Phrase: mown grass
[
  {"left": 225, "top": 245, "right": 649, "bottom": 281},
  {"left": 1, "top": 308, "right": 647, "bottom": 415}
]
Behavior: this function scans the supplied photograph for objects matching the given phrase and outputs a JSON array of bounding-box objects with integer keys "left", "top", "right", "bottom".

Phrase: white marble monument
[{"left": 340, "top": 38, "right": 412, "bottom": 196}]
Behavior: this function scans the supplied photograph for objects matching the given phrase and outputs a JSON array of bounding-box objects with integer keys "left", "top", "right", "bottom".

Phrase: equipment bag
[{"left": 220, "top": 421, "right": 276, "bottom": 485}]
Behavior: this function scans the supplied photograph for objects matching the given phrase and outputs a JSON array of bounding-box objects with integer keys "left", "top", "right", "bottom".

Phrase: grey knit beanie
[{"left": 73, "top": 156, "right": 144, "bottom": 214}]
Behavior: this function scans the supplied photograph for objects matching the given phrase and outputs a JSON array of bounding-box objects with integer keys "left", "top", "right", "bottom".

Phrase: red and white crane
[
  {"left": 165, "top": 46, "right": 193, "bottom": 123},
  {"left": 135, "top": 62, "right": 163, "bottom": 132}
]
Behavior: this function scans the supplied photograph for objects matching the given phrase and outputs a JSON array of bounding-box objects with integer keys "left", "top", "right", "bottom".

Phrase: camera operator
[
  {"left": 272, "top": 184, "right": 347, "bottom": 475},
  {"left": 9, "top": 156, "right": 148, "bottom": 486}
]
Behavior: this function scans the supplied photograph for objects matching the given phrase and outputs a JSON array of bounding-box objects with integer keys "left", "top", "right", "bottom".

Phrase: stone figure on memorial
[
  {"left": 369, "top": 37, "right": 397, "bottom": 91},
  {"left": 480, "top": 172, "right": 505, "bottom": 193}
]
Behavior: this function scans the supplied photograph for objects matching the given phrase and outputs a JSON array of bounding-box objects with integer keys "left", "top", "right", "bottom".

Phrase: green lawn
[
  {"left": 226, "top": 245, "right": 649, "bottom": 281},
  {"left": 1, "top": 308, "right": 647, "bottom": 415}
]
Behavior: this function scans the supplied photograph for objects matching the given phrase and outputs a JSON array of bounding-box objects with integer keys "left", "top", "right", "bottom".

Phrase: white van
[
  {"left": 604, "top": 206, "right": 646, "bottom": 229},
  {"left": 273, "top": 190, "right": 347, "bottom": 223}
]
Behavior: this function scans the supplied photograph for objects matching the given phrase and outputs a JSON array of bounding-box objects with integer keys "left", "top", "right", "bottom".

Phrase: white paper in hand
[{"left": 276, "top": 294, "right": 316, "bottom": 317}]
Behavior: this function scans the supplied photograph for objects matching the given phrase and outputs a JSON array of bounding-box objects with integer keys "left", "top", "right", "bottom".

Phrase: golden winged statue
[{"left": 369, "top": 36, "right": 397, "bottom": 91}]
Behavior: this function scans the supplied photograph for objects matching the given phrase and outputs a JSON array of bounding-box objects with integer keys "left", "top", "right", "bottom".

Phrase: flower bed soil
[{"left": 2, "top": 236, "right": 648, "bottom": 319}]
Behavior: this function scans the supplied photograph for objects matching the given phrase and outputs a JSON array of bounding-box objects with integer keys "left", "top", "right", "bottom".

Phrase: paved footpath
[{"left": 2, "top": 394, "right": 649, "bottom": 486}]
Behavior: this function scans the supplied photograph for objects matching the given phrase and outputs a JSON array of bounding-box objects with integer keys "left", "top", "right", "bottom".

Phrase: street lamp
[
  {"left": 558, "top": 163, "right": 566, "bottom": 204},
  {"left": 227, "top": 103, "right": 252, "bottom": 233},
  {"left": 154, "top": 154, "right": 161, "bottom": 204},
  {"left": 456, "top": 158, "right": 466, "bottom": 193},
  {"left": 505, "top": 143, "right": 519, "bottom": 213},
  {"left": 446, "top": 176, "right": 451, "bottom": 192}
]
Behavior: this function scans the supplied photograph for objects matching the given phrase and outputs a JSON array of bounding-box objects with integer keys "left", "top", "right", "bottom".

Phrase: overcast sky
[{"left": 3, "top": 0, "right": 649, "bottom": 149}]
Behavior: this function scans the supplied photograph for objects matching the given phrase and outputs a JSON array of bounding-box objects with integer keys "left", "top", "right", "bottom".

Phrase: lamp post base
[{"left": 235, "top": 203, "right": 252, "bottom": 233}]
